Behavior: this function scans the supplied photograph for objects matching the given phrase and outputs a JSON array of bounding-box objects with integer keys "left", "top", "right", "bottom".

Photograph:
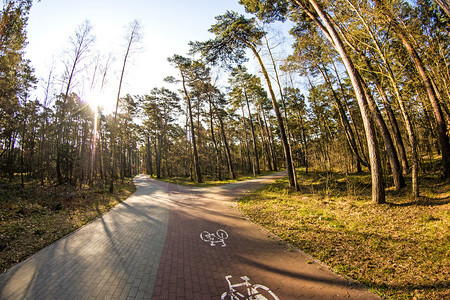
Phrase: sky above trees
[{"left": 24, "top": 0, "right": 249, "bottom": 112}]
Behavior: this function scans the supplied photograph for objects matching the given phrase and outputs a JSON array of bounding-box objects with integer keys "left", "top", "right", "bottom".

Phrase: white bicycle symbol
[
  {"left": 220, "top": 275, "right": 279, "bottom": 300},
  {"left": 200, "top": 229, "right": 229, "bottom": 247}
]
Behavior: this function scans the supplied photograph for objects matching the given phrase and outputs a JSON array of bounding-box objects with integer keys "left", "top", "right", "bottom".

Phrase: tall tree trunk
[
  {"left": 346, "top": 0, "right": 417, "bottom": 194},
  {"left": 209, "top": 100, "right": 222, "bottom": 180},
  {"left": 262, "top": 107, "right": 278, "bottom": 171},
  {"left": 181, "top": 75, "right": 202, "bottom": 182},
  {"left": 384, "top": 58, "right": 420, "bottom": 198},
  {"left": 156, "top": 134, "right": 162, "bottom": 178},
  {"left": 213, "top": 103, "right": 235, "bottom": 179},
  {"left": 246, "top": 43, "right": 295, "bottom": 187},
  {"left": 436, "top": 0, "right": 450, "bottom": 18},
  {"left": 359, "top": 73, "right": 406, "bottom": 190},
  {"left": 295, "top": 113, "right": 309, "bottom": 173},
  {"left": 266, "top": 36, "right": 298, "bottom": 187},
  {"left": 316, "top": 60, "right": 369, "bottom": 168},
  {"left": 297, "top": 0, "right": 385, "bottom": 203},
  {"left": 241, "top": 105, "right": 253, "bottom": 174},
  {"left": 330, "top": 59, "right": 369, "bottom": 167},
  {"left": 375, "top": 0, "right": 450, "bottom": 179},
  {"left": 243, "top": 89, "right": 261, "bottom": 174},
  {"left": 257, "top": 109, "right": 273, "bottom": 171},
  {"left": 373, "top": 80, "right": 409, "bottom": 175}
]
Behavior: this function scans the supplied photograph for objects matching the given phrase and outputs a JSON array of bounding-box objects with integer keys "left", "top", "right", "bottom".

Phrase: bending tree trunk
[
  {"left": 359, "top": 73, "right": 406, "bottom": 190},
  {"left": 298, "top": 0, "right": 385, "bottom": 203},
  {"left": 375, "top": 0, "right": 450, "bottom": 179},
  {"left": 316, "top": 60, "right": 368, "bottom": 169},
  {"left": 246, "top": 43, "right": 295, "bottom": 187}
]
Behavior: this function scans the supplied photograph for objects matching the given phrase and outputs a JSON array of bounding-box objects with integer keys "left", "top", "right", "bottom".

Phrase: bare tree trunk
[
  {"left": 262, "top": 107, "right": 278, "bottom": 171},
  {"left": 243, "top": 90, "right": 261, "bottom": 174},
  {"left": 246, "top": 43, "right": 295, "bottom": 187},
  {"left": 209, "top": 100, "right": 222, "bottom": 180},
  {"left": 182, "top": 76, "right": 202, "bottom": 182},
  {"left": 241, "top": 105, "right": 253, "bottom": 174},
  {"left": 346, "top": 0, "right": 417, "bottom": 194},
  {"left": 373, "top": 79, "right": 409, "bottom": 175},
  {"left": 213, "top": 102, "right": 236, "bottom": 179},
  {"left": 359, "top": 73, "right": 406, "bottom": 190},
  {"left": 265, "top": 36, "right": 298, "bottom": 187},
  {"left": 436, "top": 0, "right": 450, "bottom": 18},
  {"left": 316, "top": 60, "right": 369, "bottom": 169},
  {"left": 110, "top": 20, "right": 141, "bottom": 191},
  {"left": 256, "top": 109, "right": 273, "bottom": 171},
  {"left": 375, "top": 0, "right": 450, "bottom": 179},
  {"left": 330, "top": 60, "right": 369, "bottom": 167},
  {"left": 57, "top": 21, "right": 94, "bottom": 185},
  {"left": 114, "top": 20, "right": 141, "bottom": 118},
  {"left": 297, "top": 0, "right": 385, "bottom": 203}
]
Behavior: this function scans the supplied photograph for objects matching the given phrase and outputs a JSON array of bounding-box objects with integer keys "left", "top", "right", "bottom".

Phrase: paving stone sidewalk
[
  {"left": 0, "top": 172, "right": 380, "bottom": 299},
  {"left": 0, "top": 175, "right": 169, "bottom": 299}
]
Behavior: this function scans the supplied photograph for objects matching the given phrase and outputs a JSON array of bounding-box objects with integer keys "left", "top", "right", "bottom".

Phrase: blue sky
[{"left": 25, "top": 0, "right": 251, "bottom": 112}]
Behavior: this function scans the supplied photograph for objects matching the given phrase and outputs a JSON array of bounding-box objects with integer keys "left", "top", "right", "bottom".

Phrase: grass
[
  {"left": 156, "top": 170, "right": 278, "bottom": 187},
  {"left": 238, "top": 170, "right": 449, "bottom": 299},
  {"left": 0, "top": 180, "right": 135, "bottom": 273}
]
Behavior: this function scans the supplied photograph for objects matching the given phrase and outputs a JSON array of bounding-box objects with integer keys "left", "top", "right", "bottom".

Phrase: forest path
[{"left": 0, "top": 172, "right": 379, "bottom": 299}]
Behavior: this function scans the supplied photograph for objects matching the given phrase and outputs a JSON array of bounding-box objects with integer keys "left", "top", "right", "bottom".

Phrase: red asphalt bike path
[{"left": 150, "top": 172, "right": 380, "bottom": 300}]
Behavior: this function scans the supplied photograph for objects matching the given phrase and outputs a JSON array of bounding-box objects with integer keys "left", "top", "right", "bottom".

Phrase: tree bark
[
  {"left": 213, "top": 104, "right": 235, "bottom": 179},
  {"left": 181, "top": 74, "right": 202, "bottom": 182},
  {"left": 241, "top": 105, "right": 253, "bottom": 174},
  {"left": 246, "top": 43, "right": 295, "bottom": 187},
  {"left": 297, "top": 0, "right": 385, "bottom": 203},
  {"left": 256, "top": 109, "right": 273, "bottom": 171},
  {"left": 208, "top": 98, "right": 223, "bottom": 180},
  {"left": 359, "top": 72, "right": 406, "bottom": 190},
  {"left": 146, "top": 134, "right": 153, "bottom": 176},
  {"left": 375, "top": 0, "right": 450, "bottom": 179},
  {"left": 436, "top": 0, "right": 450, "bottom": 18},
  {"left": 316, "top": 59, "right": 369, "bottom": 169},
  {"left": 262, "top": 107, "right": 278, "bottom": 171},
  {"left": 243, "top": 88, "right": 261, "bottom": 174}
]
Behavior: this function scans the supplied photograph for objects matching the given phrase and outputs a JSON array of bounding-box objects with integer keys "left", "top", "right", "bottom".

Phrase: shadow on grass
[
  {"left": 367, "top": 280, "right": 450, "bottom": 297},
  {"left": 388, "top": 196, "right": 450, "bottom": 207},
  {"left": 294, "top": 170, "right": 372, "bottom": 197}
]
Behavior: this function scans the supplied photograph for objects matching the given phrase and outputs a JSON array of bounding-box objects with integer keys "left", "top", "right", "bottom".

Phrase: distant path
[{"left": 0, "top": 172, "right": 379, "bottom": 299}]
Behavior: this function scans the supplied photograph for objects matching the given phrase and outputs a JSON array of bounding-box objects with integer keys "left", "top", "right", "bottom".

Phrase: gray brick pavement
[{"left": 0, "top": 175, "right": 169, "bottom": 300}]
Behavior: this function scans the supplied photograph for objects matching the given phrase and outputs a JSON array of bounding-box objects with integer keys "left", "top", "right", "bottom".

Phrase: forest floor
[
  {"left": 0, "top": 180, "right": 135, "bottom": 273},
  {"left": 238, "top": 168, "right": 449, "bottom": 299}
]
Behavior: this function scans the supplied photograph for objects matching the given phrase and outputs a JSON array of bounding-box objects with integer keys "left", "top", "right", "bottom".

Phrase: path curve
[{"left": 0, "top": 172, "right": 379, "bottom": 299}]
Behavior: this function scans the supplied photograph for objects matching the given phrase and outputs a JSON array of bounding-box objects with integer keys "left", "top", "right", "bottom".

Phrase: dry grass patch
[
  {"left": 238, "top": 171, "right": 449, "bottom": 299},
  {"left": 0, "top": 180, "right": 135, "bottom": 273}
]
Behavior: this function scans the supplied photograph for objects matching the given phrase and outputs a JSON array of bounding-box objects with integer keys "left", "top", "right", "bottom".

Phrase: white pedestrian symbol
[
  {"left": 200, "top": 229, "right": 228, "bottom": 247},
  {"left": 220, "top": 275, "right": 279, "bottom": 300}
]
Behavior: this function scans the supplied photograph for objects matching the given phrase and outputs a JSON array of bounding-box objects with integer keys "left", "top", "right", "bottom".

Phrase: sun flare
[{"left": 84, "top": 91, "right": 116, "bottom": 114}]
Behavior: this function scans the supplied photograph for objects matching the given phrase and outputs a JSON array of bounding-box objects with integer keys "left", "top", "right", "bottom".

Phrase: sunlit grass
[{"left": 238, "top": 169, "right": 450, "bottom": 300}]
